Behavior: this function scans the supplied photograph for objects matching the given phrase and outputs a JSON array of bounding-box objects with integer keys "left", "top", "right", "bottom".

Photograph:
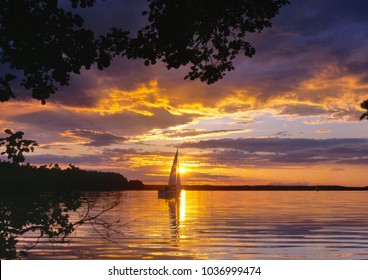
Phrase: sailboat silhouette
[{"left": 158, "top": 149, "right": 182, "bottom": 199}]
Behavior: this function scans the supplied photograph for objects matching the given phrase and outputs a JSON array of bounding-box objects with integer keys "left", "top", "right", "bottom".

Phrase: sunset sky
[{"left": 1, "top": 0, "right": 368, "bottom": 186}]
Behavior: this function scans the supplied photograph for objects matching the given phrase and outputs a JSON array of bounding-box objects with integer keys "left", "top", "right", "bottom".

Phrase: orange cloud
[{"left": 315, "top": 129, "right": 331, "bottom": 134}]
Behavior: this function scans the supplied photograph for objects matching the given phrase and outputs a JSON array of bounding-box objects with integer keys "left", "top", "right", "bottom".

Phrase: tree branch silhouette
[
  {"left": 0, "top": 129, "right": 38, "bottom": 164},
  {"left": 132, "top": 0, "right": 290, "bottom": 84},
  {"left": 360, "top": 99, "right": 368, "bottom": 120},
  {"left": 1, "top": 0, "right": 289, "bottom": 103},
  {"left": 0, "top": 192, "right": 121, "bottom": 259}
]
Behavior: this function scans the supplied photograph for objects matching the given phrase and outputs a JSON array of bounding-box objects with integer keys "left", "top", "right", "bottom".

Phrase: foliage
[
  {"left": 0, "top": 0, "right": 128, "bottom": 103},
  {"left": 0, "top": 191, "right": 120, "bottom": 259},
  {"left": 360, "top": 99, "right": 368, "bottom": 120},
  {"left": 0, "top": 129, "right": 38, "bottom": 164},
  {"left": 361, "top": 100, "right": 368, "bottom": 110},
  {"left": 132, "top": 0, "right": 290, "bottom": 84},
  {"left": 0, "top": 0, "right": 289, "bottom": 103}
]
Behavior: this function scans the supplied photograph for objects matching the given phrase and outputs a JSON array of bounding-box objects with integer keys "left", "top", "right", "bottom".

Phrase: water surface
[{"left": 2, "top": 190, "right": 368, "bottom": 259}]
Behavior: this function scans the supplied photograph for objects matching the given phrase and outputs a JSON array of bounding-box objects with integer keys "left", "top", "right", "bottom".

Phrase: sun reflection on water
[{"left": 180, "top": 190, "right": 186, "bottom": 222}]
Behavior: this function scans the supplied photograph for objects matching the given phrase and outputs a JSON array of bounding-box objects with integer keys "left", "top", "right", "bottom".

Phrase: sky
[{"left": 1, "top": 0, "right": 368, "bottom": 186}]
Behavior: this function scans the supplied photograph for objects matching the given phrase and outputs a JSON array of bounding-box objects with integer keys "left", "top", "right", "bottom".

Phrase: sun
[{"left": 179, "top": 167, "right": 188, "bottom": 174}]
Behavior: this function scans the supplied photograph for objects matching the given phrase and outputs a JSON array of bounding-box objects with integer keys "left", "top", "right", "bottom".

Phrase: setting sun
[{"left": 179, "top": 167, "right": 188, "bottom": 174}]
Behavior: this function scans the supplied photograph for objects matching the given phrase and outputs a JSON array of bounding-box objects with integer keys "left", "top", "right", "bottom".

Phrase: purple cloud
[{"left": 61, "top": 129, "right": 128, "bottom": 146}]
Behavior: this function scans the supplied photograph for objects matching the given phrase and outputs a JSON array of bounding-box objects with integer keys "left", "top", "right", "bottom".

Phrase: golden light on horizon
[{"left": 179, "top": 167, "right": 189, "bottom": 174}]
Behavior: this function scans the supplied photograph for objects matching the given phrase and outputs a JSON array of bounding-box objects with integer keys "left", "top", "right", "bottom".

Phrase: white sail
[
  {"left": 176, "top": 162, "right": 181, "bottom": 191},
  {"left": 168, "top": 149, "right": 178, "bottom": 187},
  {"left": 168, "top": 149, "right": 181, "bottom": 190},
  {"left": 159, "top": 149, "right": 182, "bottom": 198}
]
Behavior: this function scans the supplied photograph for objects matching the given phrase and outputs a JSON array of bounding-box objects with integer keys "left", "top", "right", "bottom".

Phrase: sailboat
[{"left": 158, "top": 149, "right": 182, "bottom": 199}]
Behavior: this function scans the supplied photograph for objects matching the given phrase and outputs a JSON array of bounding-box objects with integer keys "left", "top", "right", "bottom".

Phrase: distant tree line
[
  {"left": 0, "top": 129, "right": 144, "bottom": 192},
  {"left": 0, "top": 161, "right": 137, "bottom": 192}
]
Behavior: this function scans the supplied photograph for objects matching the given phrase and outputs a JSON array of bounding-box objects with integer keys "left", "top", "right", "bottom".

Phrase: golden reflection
[
  {"left": 179, "top": 190, "right": 186, "bottom": 222},
  {"left": 167, "top": 198, "right": 180, "bottom": 242},
  {"left": 166, "top": 190, "right": 187, "bottom": 242}
]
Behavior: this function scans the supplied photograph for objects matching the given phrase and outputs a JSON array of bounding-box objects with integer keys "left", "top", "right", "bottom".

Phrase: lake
[{"left": 1, "top": 190, "right": 368, "bottom": 259}]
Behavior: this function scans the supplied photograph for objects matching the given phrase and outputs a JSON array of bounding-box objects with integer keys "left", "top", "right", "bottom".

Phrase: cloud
[
  {"left": 9, "top": 100, "right": 198, "bottom": 138},
  {"left": 274, "top": 131, "right": 292, "bottom": 137},
  {"left": 329, "top": 167, "right": 345, "bottom": 172},
  {"left": 179, "top": 137, "right": 368, "bottom": 166},
  {"left": 4, "top": 0, "right": 368, "bottom": 122},
  {"left": 211, "top": 0, "right": 368, "bottom": 120},
  {"left": 39, "top": 144, "right": 74, "bottom": 151},
  {"left": 24, "top": 154, "right": 103, "bottom": 166},
  {"left": 146, "top": 128, "right": 251, "bottom": 141},
  {"left": 31, "top": 0, "right": 367, "bottom": 124},
  {"left": 25, "top": 148, "right": 143, "bottom": 165},
  {"left": 315, "top": 129, "right": 331, "bottom": 134},
  {"left": 60, "top": 129, "right": 128, "bottom": 146},
  {"left": 277, "top": 104, "right": 328, "bottom": 117}
]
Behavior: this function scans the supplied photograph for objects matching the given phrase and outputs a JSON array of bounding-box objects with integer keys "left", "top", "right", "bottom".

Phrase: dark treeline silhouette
[
  {"left": 0, "top": 161, "right": 143, "bottom": 192},
  {"left": 0, "top": 129, "right": 144, "bottom": 192},
  {"left": 0, "top": 191, "right": 120, "bottom": 259}
]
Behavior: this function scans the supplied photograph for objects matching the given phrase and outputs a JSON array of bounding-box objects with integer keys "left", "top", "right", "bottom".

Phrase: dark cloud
[
  {"left": 20, "top": 148, "right": 139, "bottom": 168},
  {"left": 25, "top": 147, "right": 145, "bottom": 165},
  {"left": 276, "top": 104, "right": 328, "bottom": 116},
  {"left": 180, "top": 138, "right": 368, "bottom": 152},
  {"left": 222, "top": 0, "right": 368, "bottom": 107},
  {"left": 183, "top": 171, "right": 237, "bottom": 184},
  {"left": 24, "top": 153, "right": 103, "bottom": 166},
  {"left": 159, "top": 128, "right": 248, "bottom": 139},
  {"left": 51, "top": 71, "right": 101, "bottom": 108},
  {"left": 11, "top": 109, "right": 91, "bottom": 133},
  {"left": 272, "top": 0, "right": 368, "bottom": 35},
  {"left": 11, "top": 106, "right": 198, "bottom": 137},
  {"left": 39, "top": 144, "right": 73, "bottom": 151},
  {"left": 50, "top": 58, "right": 156, "bottom": 107},
  {"left": 73, "top": 0, "right": 148, "bottom": 35},
  {"left": 274, "top": 131, "right": 292, "bottom": 137},
  {"left": 16, "top": 0, "right": 367, "bottom": 121},
  {"left": 61, "top": 129, "right": 128, "bottom": 146},
  {"left": 179, "top": 138, "right": 368, "bottom": 166}
]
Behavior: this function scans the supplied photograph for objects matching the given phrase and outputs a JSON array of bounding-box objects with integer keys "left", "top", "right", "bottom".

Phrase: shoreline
[
  {"left": 131, "top": 185, "right": 368, "bottom": 191},
  {"left": 2, "top": 183, "right": 368, "bottom": 193}
]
